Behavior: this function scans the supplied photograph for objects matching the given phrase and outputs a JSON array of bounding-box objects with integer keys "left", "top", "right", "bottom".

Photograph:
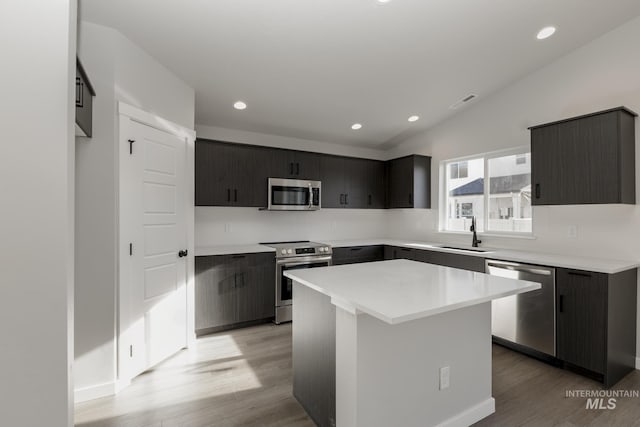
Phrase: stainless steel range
[{"left": 261, "top": 241, "right": 332, "bottom": 324}]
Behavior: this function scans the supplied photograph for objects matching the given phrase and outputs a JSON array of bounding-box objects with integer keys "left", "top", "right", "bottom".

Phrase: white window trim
[{"left": 439, "top": 145, "right": 534, "bottom": 238}]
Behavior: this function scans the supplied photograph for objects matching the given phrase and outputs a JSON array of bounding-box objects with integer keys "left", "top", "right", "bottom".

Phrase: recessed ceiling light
[
  {"left": 377, "top": 0, "right": 392, "bottom": 3},
  {"left": 536, "top": 26, "right": 556, "bottom": 40},
  {"left": 351, "top": 123, "right": 362, "bottom": 130},
  {"left": 233, "top": 101, "right": 247, "bottom": 110},
  {"left": 408, "top": 115, "right": 420, "bottom": 122}
]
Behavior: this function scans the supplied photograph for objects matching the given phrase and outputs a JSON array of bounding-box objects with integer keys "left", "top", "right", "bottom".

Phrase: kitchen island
[{"left": 285, "top": 259, "right": 540, "bottom": 427}]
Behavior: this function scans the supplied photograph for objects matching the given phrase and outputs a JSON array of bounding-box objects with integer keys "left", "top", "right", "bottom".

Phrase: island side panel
[
  {"left": 292, "top": 282, "right": 336, "bottom": 427},
  {"left": 336, "top": 302, "right": 494, "bottom": 427}
]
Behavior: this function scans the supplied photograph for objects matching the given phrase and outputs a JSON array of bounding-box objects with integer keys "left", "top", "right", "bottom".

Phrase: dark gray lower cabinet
[
  {"left": 331, "top": 245, "right": 384, "bottom": 265},
  {"left": 195, "top": 253, "right": 275, "bottom": 335},
  {"left": 384, "top": 245, "right": 421, "bottom": 261},
  {"left": 382, "top": 246, "right": 485, "bottom": 272},
  {"left": 418, "top": 250, "right": 485, "bottom": 272},
  {"left": 556, "top": 267, "right": 637, "bottom": 387}
]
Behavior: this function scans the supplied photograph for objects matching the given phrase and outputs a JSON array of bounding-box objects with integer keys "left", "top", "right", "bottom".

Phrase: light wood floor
[{"left": 76, "top": 323, "right": 640, "bottom": 427}]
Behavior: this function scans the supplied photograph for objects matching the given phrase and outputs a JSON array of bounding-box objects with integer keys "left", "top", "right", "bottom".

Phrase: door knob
[{"left": 178, "top": 250, "right": 188, "bottom": 258}]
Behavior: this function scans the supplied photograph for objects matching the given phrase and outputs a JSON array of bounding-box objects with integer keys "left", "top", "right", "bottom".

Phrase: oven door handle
[{"left": 278, "top": 256, "right": 333, "bottom": 267}]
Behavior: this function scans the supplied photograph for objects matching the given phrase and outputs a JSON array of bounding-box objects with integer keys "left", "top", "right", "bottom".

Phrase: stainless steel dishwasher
[{"left": 486, "top": 259, "right": 556, "bottom": 357}]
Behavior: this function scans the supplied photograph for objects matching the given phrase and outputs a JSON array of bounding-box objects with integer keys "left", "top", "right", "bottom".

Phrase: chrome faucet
[{"left": 470, "top": 216, "right": 481, "bottom": 247}]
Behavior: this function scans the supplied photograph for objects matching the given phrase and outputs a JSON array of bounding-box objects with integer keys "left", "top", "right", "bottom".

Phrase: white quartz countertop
[
  {"left": 195, "top": 244, "right": 275, "bottom": 257},
  {"left": 285, "top": 259, "right": 540, "bottom": 325},
  {"left": 320, "top": 238, "right": 640, "bottom": 274}
]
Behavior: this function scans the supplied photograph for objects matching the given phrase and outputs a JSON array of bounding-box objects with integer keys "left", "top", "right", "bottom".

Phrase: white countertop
[
  {"left": 194, "top": 244, "right": 275, "bottom": 257},
  {"left": 285, "top": 259, "right": 540, "bottom": 325},
  {"left": 321, "top": 238, "right": 640, "bottom": 274},
  {"left": 194, "top": 238, "right": 640, "bottom": 274}
]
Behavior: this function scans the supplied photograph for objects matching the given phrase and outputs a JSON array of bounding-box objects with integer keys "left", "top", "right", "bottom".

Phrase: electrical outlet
[
  {"left": 567, "top": 225, "right": 577, "bottom": 238},
  {"left": 439, "top": 366, "right": 450, "bottom": 390}
]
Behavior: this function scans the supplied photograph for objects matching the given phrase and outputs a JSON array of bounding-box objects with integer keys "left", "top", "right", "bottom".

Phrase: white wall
[
  {"left": 0, "top": 1, "right": 76, "bottom": 425},
  {"left": 74, "top": 21, "right": 195, "bottom": 399},
  {"left": 196, "top": 125, "right": 386, "bottom": 160},
  {"left": 387, "top": 16, "right": 640, "bottom": 361},
  {"left": 196, "top": 207, "right": 389, "bottom": 247}
]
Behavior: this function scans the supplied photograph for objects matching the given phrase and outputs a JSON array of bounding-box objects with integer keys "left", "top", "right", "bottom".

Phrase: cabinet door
[
  {"left": 237, "top": 253, "right": 276, "bottom": 323},
  {"left": 331, "top": 247, "right": 352, "bottom": 265},
  {"left": 531, "top": 125, "right": 562, "bottom": 205},
  {"left": 332, "top": 246, "right": 384, "bottom": 265},
  {"left": 320, "top": 155, "right": 346, "bottom": 208},
  {"left": 195, "top": 256, "right": 237, "bottom": 330},
  {"left": 387, "top": 156, "right": 414, "bottom": 208},
  {"left": 556, "top": 269, "right": 607, "bottom": 374},
  {"left": 294, "top": 151, "right": 321, "bottom": 181},
  {"left": 233, "top": 144, "right": 269, "bottom": 207},
  {"left": 266, "top": 148, "right": 293, "bottom": 179},
  {"left": 383, "top": 245, "right": 395, "bottom": 260},
  {"left": 393, "top": 247, "right": 419, "bottom": 261},
  {"left": 573, "top": 112, "right": 619, "bottom": 204},
  {"left": 195, "top": 141, "right": 235, "bottom": 206},
  {"left": 195, "top": 141, "right": 267, "bottom": 207},
  {"left": 344, "top": 157, "right": 369, "bottom": 208},
  {"left": 419, "top": 250, "right": 485, "bottom": 272},
  {"left": 366, "top": 160, "right": 386, "bottom": 208}
]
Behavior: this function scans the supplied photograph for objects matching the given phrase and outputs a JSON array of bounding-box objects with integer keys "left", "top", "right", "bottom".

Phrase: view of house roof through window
[{"left": 444, "top": 151, "right": 532, "bottom": 234}]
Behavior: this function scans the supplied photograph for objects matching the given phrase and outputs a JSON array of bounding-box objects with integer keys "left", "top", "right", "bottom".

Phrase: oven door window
[
  {"left": 281, "top": 262, "right": 330, "bottom": 301},
  {"left": 272, "top": 186, "right": 310, "bottom": 206}
]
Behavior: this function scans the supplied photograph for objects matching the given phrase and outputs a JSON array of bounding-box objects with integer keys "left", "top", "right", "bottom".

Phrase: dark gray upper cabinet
[
  {"left": 195, "top": 140, "right": 268, "bottom": 207},
  {"left": 530, "top": 107, "right": 636, "bottom": 205},
  {"left": 320, "top": 155, "right": 386, "bottom": 209},
  {"left": 75, "top": 58, "right": 95, "bottom": 137},
  {"left": 195, "top": 140, "right": 428, "bottom": 209},
  {"left": 268, "top": 149, "right": 321, "bottom": 181},
  {"left": 195, "top": 252, "right": 275, "bottom": 335},
  {"left": 386, "top": 155, "right": 431, "bottom": 208}
]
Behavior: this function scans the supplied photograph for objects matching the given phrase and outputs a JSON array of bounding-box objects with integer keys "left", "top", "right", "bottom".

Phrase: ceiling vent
[{"left": 449, "top": 94, "right": 477, "bottom": 110}]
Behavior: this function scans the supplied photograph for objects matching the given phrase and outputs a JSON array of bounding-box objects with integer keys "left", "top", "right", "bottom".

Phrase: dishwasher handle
[{"left": 486, "top": 261, "right": 553, "bottom": 276}]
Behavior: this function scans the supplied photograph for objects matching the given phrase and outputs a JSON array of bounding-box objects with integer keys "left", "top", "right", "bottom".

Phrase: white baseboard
[
  {"left": 436, "top": 398, "right": 495, "bottom": 427},
  {"left": 74, "top": 381, "right": 116, "bottom": 403}
]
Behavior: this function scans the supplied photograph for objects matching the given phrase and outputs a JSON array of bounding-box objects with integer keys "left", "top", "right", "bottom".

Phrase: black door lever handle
[{"left": 178, "top": 250, "right": 188, "bottom": 258}]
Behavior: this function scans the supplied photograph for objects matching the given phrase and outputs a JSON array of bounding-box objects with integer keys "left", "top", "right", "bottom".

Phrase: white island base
[
  {"left": 335, "top": 301, "right": 493, "bottom": 427},
  {"left": 286, "top": 260, "right": 540, "bottom": 427}
]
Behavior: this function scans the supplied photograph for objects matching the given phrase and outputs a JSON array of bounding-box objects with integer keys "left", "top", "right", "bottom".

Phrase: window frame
[{"left": 439, "top": 145, "right": 534, "bottom": 238}]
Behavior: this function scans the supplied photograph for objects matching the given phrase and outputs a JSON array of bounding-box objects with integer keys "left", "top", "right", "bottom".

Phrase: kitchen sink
[{"left": 439, "top": 245, "right": 493, "bottom": 253}]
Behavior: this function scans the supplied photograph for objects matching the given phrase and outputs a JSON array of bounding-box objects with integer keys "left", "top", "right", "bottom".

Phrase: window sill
[{"left": 437, "top": 230, "right": 537, "bottom": 240}]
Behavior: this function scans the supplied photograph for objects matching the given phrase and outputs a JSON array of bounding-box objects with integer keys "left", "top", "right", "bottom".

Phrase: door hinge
[
  {"left": 129, "top": 345, "right": 133, "bottom": 358},
  {"left": 128, "top": 139, "right": 135, "bottom": 154},
  {"left": 129, "top": 243, "right": 133, "bottom": 256}
]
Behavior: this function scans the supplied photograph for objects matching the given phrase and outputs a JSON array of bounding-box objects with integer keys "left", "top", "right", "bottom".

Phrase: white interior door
[{"left": 119, "top": 117, "right": 188, "bottom": 381}]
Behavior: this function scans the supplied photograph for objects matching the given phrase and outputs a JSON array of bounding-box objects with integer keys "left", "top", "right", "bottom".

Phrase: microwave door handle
[{"left": 308, "top": 184, "right": 313, "bottom": 209}]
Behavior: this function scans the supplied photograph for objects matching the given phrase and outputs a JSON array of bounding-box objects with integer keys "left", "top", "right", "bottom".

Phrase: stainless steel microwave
[{"left": 267, "top": 178, "right": 321, "bottom": 211}]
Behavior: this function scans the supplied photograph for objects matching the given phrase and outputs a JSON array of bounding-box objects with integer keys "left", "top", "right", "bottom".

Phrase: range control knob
[
  {"left": 324, "top": 247, "right": 329, "bottom": 252},
  {"left": 281, "top": 249, "right": 287, "bottom": 255},
  {"left": 287, "top": 249, "right": 293, "bottom": 254}
]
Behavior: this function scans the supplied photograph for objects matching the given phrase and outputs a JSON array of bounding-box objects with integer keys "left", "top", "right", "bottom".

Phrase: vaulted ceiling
[{"left": 81, "top": 0, "right": 640, "bottom": 148}]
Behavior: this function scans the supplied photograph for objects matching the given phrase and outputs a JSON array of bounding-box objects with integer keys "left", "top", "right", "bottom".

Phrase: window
[
  {"left": 449, "top": 161, "right": 468, "bottom": 179},
  {"left": 443, "top": 150, "right": 532, "bottom": 234}
]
